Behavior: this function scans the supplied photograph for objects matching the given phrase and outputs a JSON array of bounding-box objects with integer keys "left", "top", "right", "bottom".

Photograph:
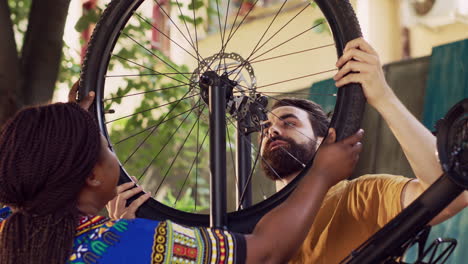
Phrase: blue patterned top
[{"left": 0, "top": 207, "right": 246, "bottom": 264}]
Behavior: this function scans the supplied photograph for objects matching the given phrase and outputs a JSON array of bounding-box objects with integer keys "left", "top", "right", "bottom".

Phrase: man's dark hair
[
  {"left": 271, "top": 98, "right": 330, "bottom": 137},
  {"left": 0, "top": 103, "right": 101, "bottom": 264}
]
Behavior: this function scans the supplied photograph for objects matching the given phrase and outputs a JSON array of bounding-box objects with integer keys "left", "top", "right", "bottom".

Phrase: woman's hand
[
  {"left": 106, "top": 177, "right": 151, "bottom": 220},
  {"left": 311, "top": 128, "right": 364, "bottom": 188},
  {"left": 68, "top": 80, "right": 95, "bottom": 110}
]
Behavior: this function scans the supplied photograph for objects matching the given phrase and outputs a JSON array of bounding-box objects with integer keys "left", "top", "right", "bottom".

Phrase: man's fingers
[
  {"left": 341, "top": 129, "right": 364, "bottom": 145},
  {"left": 333, "top": 61, "right": 370, "bottom": 81},
  {"left": 344, "top": 38, "right": 377, "bottom": 54},
  {"left": 336, "top": 48, "right": 376, "bottom": 68},
  {"left": 125, "top": 192, "right": 152, "bottom": 218},
  {"left": 335, "top": 73, "right": 363, "bottom": 88},
  {"left": 68, "top": 80, "right": 80, "bottom": 103}
]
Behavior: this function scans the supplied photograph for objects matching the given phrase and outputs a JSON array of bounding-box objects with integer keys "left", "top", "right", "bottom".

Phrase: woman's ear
[{"left": 85, "top": 171, "right": 102, "bottom": 187}]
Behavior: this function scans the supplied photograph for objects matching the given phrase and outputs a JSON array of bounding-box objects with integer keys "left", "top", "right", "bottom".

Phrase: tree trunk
[
  {"left": 0, "top": 0, "right": 20, "bottom": 125},
  {"left": 19, "top": 0, "right": 71, "bottom": 106}
]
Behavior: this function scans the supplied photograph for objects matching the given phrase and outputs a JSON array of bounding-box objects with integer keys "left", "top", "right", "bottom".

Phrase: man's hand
[
  {"left": 334, "top": 37, "right": 393, "bottom": 108},
  {"left": 106, "top": 177, "right": 151, "bottom": 220},
  {"left": 311, "top": 128, "right": 364, "bottom": 188},
  {"left": 68, "top": 80, "right": 95, "bottom": 110}
]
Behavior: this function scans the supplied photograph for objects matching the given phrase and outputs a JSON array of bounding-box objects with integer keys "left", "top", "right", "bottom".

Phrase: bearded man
[{"left": 259, "top": 37, "right": 468, "bottom": 264}]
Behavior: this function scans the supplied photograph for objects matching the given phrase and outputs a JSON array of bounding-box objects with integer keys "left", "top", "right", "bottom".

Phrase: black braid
[{"left": 0, "top": 102, "right": 101, "bottom": 264}]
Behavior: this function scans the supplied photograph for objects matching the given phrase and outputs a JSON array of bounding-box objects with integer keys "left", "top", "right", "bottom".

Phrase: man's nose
[{"left": 267, "top": 124, "right": 281, "bottom": 138}]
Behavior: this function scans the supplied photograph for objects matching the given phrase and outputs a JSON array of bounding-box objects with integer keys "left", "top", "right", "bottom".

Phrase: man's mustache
[{"left": 264, "top": 135, "right": 294, "bottom": 150}]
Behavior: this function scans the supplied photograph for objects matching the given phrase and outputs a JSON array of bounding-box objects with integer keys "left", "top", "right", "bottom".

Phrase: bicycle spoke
[
  {"left": 221, "top": 0, "right": 232, "bottom": 73},
  {"left": 112, "top": 54, "right": 191, "bottom": 85},
  {"left": 152, "top": 0, "right": 199, "bottom": 58},
  {"left": 237, "top": 132, "right": 264, "bottom": 210},
  {"left": 104, "top": 83, "right": 190, "bottom": 101},
  {"left": 250, "top": 44, "right": 334, "bottom": 64},
  {"left": 175, "top": 118, "right": 209, "bottom": 208},
  {"left": 258, "top": 130, "right": 305, "bottom": 168},
  {"left": 122, "top": 32, "right": 192, "bottom": 81},
  {"left": 114, "top": 102, "right": 203, "bottom": 145},
  {"left": 173, "top": 0, "right": 197, "bottom": 51},
  {"left": 155, "top": 104, "right": 207, "bottom": 195},
  {"left": 137, "top": 99, "right": 203, "bottom": 179},
  {"left": 105, "top": 92, "right": 199, "bottom": 124},
  {"left": 255, "top": 101, "right": 319, "bottom": 144},
  {"left": 195, "top": 111, "right": 202, "bottom": 211},
  {"left": 230, "top": 0, "right": 288, "bottom": 80},
  {"left": 248, "top": 2, "right": 311, "bottom": 60},
  {"left": 134, "top": 12, "right": 199, "bottom": 62},
  {"left": 124, "top": 89, "right": 194, "bottom": 165},
  {"left": 255, "top": 91, "right": 336, "bottom": 96},
  {"left": 226, "top": 124, "right": 238, "bottom": 186},
  {"left": 250, "top": 21, "right": 326, "bottom": 62},
  {"left": 224, "top": 0, "right": 260, "bottom": 49},
  {"left": 255, "top": 69, "right": 337, "bottom": 90},
  {"left": 105, "top": 73, "right": 193, "bottom": 78},
  {"left": 215, "top": 0, "right": 225, "bottom": 74},
  {"left": 228, "top": 119, "right": 283, "bottom": 182},
  {"left": 225, "top": 0, "right": 244, "bottom": 44},
  {"left": 191, "top": 0, "right": 200, "bottom": 71},
  {"left": 201, "top": 0, "right": 260, "bottom": 74}
]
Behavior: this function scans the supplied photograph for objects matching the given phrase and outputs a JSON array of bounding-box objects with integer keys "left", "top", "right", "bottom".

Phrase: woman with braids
[{"left": 0, "top": 101, "right": 363, "bottom": 264}]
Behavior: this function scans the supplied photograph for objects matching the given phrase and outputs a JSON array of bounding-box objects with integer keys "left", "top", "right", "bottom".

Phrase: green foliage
[
  {"left": 188, "top": 0, "right": 204, "bottom": 10},
  {"left": 97, "top": 9, "right": 211, "bottom": 212},
  {"left": 75, "top": 7, "right": 102, "bottom": 32},
  {"left": 8, "top": 0, "right": 31, "bottom": 52},
  {"left": 162, "top": 187, "right": 209, "bottom": 212},
  {"left": 178, "top": 14, "right": 204, "bottom": 25},
  {"left": 312, "top": 18, "right": 331, "bottom": 34}
]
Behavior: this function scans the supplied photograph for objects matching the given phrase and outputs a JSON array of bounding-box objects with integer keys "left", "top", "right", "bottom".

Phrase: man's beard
[{"left": 261, "top": 136, "right": 316, "bottom": 181}]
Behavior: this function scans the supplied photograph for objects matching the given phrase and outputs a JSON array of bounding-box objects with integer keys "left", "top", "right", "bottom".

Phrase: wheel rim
[{"left": 81, "top": 0, "right": 364, "bottom": 231}]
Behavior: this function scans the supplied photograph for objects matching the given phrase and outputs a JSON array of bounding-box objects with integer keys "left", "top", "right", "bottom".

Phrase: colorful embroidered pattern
[
  {"left": 0, "top": 207, "right": 12, "bottom": 233},
  {"left": 69, "top": 218, "right": 130, "bottom": 263},
  {"left": 0, "top": 207, "right": 246, "bottom": 264},
  {"left": 76, "top": 215, "right": 109, "bottom": 236},
  {"left": 151, "top": 220, "right": 242, "bottom": 264}
]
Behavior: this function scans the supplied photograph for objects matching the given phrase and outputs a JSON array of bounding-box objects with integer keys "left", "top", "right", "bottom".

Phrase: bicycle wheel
[{"left": 80, "top": 0, "right": 365, "bottom": 233}]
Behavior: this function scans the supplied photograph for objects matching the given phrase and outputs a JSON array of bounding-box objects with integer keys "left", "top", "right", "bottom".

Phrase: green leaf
[
  {"left": 178, "top": 14, "right": 203, "bottom": 25},
  {"left": 309, "top": 1, "right": 318, "bottom": 8},
  {"left": 75, "top": 8, "right": 102, "bottom": 32},
  {"left": 188, "top": 0, "right": 204, "bottom": 10},
  {"left": 312, "top": 18, "right": 330, "bottom": 34}
]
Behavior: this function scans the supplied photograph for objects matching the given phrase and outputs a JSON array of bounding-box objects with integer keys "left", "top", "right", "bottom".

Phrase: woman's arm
[{"left": 245, "top": 129, "right": 363, "bottom": 264}]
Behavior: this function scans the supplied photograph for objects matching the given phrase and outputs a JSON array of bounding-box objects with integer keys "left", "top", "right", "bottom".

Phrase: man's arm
[{"left": 334, "top": 37, "right": 468, "bottom": 225}]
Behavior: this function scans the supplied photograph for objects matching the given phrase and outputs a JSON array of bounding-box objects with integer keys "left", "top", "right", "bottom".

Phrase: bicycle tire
[{"left": 80, "top": 0, "right": 365, "bottom": 233}]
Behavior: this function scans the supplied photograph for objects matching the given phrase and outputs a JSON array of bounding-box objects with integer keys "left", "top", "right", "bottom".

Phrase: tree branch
[
  {"left": 19, "top": 0, "right": 71, "bottom": 105},
  {"left": 0, "top": 0, "right": 20, "bottom": 125}
]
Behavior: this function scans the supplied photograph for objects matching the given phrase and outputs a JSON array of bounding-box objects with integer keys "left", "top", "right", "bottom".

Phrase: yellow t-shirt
[{"left": 289, "top": 174, "right": 412, "bottom": 264}]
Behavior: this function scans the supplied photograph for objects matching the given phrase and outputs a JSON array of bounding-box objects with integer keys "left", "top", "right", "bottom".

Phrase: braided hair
[{"left": 0, "top": 103, "right": 101, "bottom": 264}]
